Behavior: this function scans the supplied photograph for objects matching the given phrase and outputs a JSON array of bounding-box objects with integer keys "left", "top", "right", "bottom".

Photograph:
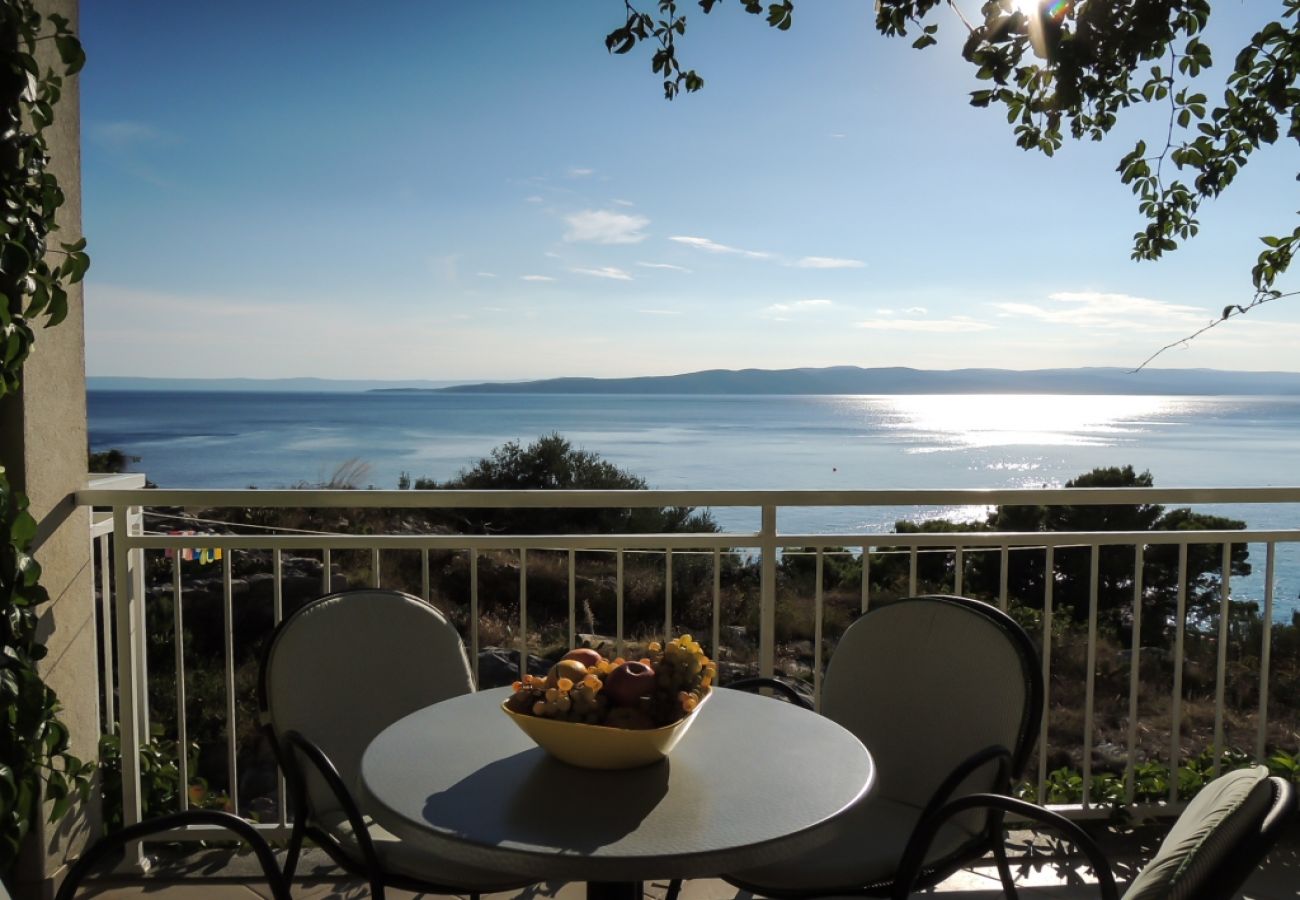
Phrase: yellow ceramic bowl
[{"left": 501, "top": 691, "right": 711, "bottom": 769}]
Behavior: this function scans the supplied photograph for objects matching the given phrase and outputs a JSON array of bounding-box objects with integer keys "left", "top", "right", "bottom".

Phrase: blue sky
[{"left": 81, "top": 1, "right": 1299, "bottom": 379}]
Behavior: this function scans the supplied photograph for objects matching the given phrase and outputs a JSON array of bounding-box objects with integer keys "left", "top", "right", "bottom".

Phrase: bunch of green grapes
[
  {"left": 648, "top": 635, "right": 717, "bottom": 721},
  {"left": 508, "top": 672, "right": 608, "bottom": 724}
]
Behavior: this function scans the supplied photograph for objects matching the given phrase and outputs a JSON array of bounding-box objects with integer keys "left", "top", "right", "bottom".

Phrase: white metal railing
[{"left": 77, "top": 482, "right": 1300, "bottom": 846}]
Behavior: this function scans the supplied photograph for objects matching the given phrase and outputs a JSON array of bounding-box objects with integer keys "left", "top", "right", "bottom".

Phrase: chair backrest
[
  {"left": 259, "top": 589, "right": 474, "bottom": 816},
  {"left": 1121, "top": 766, "right": 1296, "bottom": 900},
  {"left": 821, "top": 595, "right": 1042, "bottom": 811}
]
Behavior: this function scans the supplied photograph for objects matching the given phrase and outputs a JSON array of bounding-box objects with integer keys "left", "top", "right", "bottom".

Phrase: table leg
[{"left": 586, "top": 880, "right": 643, "bottom": 900}]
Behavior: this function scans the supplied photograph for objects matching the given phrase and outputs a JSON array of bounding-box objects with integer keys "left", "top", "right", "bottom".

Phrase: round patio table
[{"left": 359, "top": 686, "right": 874, "bottom": 900}]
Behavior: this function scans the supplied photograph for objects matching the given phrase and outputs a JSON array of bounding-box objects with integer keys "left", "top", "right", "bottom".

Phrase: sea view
[
  {"left": 89, "top": 389, "right": 1300, "bottom": 620},
  {"left": 14, "top": 6, "right": 1297, "bottom": 891}
]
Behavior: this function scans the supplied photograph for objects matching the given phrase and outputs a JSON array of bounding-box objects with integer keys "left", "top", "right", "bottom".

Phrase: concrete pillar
[{"left": 0, "top": 0, "right": 97, "bottom": 896}]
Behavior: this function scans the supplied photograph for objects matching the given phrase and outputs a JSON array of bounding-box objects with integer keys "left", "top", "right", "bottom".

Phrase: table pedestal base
[{"left": 587, "top": 880, "right": 643, "bottom": 900}]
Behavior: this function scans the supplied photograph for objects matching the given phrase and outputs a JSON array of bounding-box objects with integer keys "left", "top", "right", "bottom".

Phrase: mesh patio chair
[
  {"left": 53, "top": 809, "right": 290, "bottom": 900},
  {"left": 257, "top": 589, "right": 535, "bottom": 900},
  {"left": 715, "top": 594, "right": 1043, "bottom": 899},
  {"left": 895, "top": 764, "right": 1297, "bottom": 899}
]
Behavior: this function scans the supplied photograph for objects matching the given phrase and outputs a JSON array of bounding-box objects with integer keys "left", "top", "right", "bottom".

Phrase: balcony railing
[{"left": 76, "top": 480, "right": 1300, "bottom": 850}]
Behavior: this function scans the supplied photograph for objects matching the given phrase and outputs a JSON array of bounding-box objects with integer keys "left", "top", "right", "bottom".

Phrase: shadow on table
[{"left": 423, "top": 747, "right": 670, "bottom": 852}]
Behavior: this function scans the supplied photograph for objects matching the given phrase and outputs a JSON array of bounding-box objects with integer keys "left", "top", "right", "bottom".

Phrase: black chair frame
[
  {"left": 256, "top": 591, "right": 488, "bottom": 900},
  {"left": 54, "top": 809, "right": 290, "bottom": 900},
  {"left": 894, "top": 775, "right": 1296, "bottom": 900},
  {"left": 720, "top": 595, "right": 1044, "bottom": 899}
]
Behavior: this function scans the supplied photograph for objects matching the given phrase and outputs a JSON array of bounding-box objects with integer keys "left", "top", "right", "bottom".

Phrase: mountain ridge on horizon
[
  {"left": 88, "top": 366, "right": 1300, "bottom": 396},
  {"left": 380, "top": 365, "right": 1300, "bottom": 396}
]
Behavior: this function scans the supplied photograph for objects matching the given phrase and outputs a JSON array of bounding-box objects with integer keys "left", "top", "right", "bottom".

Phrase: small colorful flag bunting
[{"left": 164, "top": 531, "right": 222, "bottom": 564}]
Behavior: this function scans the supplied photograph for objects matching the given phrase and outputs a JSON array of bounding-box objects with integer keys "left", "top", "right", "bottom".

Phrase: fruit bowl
[
  {"left": 501, "top": 636, "right": 716, "bottom": 769},
  {"left": 501, "top": 688, "right": 710, "bottom": 769}
]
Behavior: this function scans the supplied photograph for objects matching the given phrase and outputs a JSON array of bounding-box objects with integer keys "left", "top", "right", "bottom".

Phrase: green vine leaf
[{"left": 0, "top": 0, "right": 92, "bottom": 879}]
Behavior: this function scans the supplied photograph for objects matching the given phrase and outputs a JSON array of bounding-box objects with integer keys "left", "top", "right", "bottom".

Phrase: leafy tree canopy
[
  {"left": 88, "top": 448, "right": 129, "bottom": 474},
  {"left": 428, "top": 433, "right": 719, "bottom": 535},
  {"left": 890, "top": 464, "right": 1249, "bottom": 638},
  {"left": 607, "top": 1, "right": 1299, "bottom": 359}
]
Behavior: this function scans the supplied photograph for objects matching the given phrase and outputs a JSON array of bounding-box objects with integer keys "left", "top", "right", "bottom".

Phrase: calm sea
[{"left": 88, "top": 391, "right": 1300, "bottom": 620}]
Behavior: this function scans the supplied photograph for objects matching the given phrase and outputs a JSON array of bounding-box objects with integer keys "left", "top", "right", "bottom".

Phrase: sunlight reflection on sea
[{"left": 837, "top": 394, "right": 1188, "bottom": 451}]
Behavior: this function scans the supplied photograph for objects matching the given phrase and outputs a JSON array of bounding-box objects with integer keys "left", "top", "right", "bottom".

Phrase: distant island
[
  {"left": 87, "top": 376, "right": 471, "bottom": 393},
  {"left": 87, "top": 367, "right": 1300, "bottom": 396},
  {"left": 373, "top": 366, "right": 1300, "bottom": 396}
]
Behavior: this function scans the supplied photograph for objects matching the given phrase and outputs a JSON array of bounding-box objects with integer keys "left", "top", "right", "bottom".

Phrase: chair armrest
[
  {"left": 282, "top": 729, "right": 385, "bottom": 878},
  {"left": 893, "top": 794, "right": 1119, "bottom": 900},
  {"left": 279, "top": 729, "right": 470, "bottom": 895},
  {"left": 915, "top": 744, "right": 1013, "bottom": 828},
  {"left": 55, "top": 810, "right": 289, "bottom": 900},
  {"left": 725, "top": 676, "right": 814, "bottom": 709}
]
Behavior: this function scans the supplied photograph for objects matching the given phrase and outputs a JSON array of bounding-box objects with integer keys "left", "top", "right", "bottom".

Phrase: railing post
[
  {"left": 111, "top": 504, "right": 147, "bottom": 871},
  {"left": 1257, "top": 544, "right": 1275, "bottom": 762},
  {"left": 1082, "top": 545, "right": 1100, "bottom": 808},
  {"left": 519, "top": 549, "right": 528, "bottom": 680},
  {"left": 664, "top": 549, "right": 673, "bottom": 642},
  {"left": 568, "top": 549, "right": 577, "bottom": 651},
  {"left": 470, "top": 548, "right": 480, "bottom": 687},
  {"left": 615, "top": 549, "right": 625, "bottom": 660},
  {"left": 222, "top": 552, "right": 239, "bottom": 813},
  {"left": 1037, "top": 545, "right": 1054, "bottom": 805},
  {"left": 1170, "top": 543, "right": 1188, "bottom": 802},
  {"left": 860, "top": 544, "right": 870, "bottom": 614},
  {"left": 760, "top": 505, "right": 777, "bottom": 678},
  {"left": 96, "top": 531, "right": 114, "bottom": 731},
  {"left": 1213, "top": 542, "right": 1232, "bottom": 777},
  {"left": 128, "top": 504, "right": 149, "bottom": 744}
]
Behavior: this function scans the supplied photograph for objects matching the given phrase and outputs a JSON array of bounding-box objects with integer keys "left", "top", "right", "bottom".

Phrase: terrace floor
[{"left": 68, "top": 823, "right": 1300, "bottom": 900}]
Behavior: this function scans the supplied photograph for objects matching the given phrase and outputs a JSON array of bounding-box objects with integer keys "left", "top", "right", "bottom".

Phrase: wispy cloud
[
  {"left": 829, "top": 132, "right": 847, "bottom": 139},
  {"left": 89, "top": 120, "right": 169, "bottom": 149},
  {"left": 524, "top": 195, "right": 544, "bottom": 204},
  {"left": 669, "top": 235, "right": 769, "bottom": 259},
  {"left": 762, "top": 299, "right": 834, "bottom": 321},
  {"left": 991, "top": 291, "right": 1207, "bottom": 332},
  {"left": 793, "top": 256, "right": 865, "bottom": 269},
  {"left": 564, "top": 209, "right": 650, "bottom": 245},
  {"left": 855, "top": 315, "right": 993, "bottom": 333},
  {"left": 639, "top": 309, "right": 683, "bottom": 316},
  {"left": 571, "top": 266, "right": 633, "bottom": 281},
  {"left": 636, "top": 261, "right": 692, "bottom": 273},
  {"left": 477, "top": 272, "right": 497, "bottom": 278},
  {"left": 567, "top": 167, "right": 595, "bottom": 178},
  {"left": 612, "top": 198, "right": 636, "bottom": 207},
  {"left": 520, "top": 274, "right": 555, "bottom": 282}
]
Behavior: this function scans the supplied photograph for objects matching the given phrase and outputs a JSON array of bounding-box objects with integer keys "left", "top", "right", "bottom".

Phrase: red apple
[
  {"left": 604, "top": 660, "right": 656, "bottom": 706},
  {"left": 562, "top": 648, "right": 604, "bottom": 669}
]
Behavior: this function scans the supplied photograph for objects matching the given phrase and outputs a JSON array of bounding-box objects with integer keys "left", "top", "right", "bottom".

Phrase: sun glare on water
[{"left": 875, "top": 395, "right": 1183, "bottom": 451}]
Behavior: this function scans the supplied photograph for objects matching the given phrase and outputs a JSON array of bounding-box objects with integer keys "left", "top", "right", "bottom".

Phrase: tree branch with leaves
[{"left": 607, "top": 0, "right": 1298, "bottom": 366}]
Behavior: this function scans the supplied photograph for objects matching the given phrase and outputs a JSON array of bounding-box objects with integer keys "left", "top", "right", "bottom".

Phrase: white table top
[{"left": 359, "top": 686, "right": 874, "bottom": 882}]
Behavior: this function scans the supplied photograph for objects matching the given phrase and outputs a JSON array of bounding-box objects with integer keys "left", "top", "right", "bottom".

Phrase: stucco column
[{"left": 0, "top": 0, "right": 97, "bottom": 896}]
